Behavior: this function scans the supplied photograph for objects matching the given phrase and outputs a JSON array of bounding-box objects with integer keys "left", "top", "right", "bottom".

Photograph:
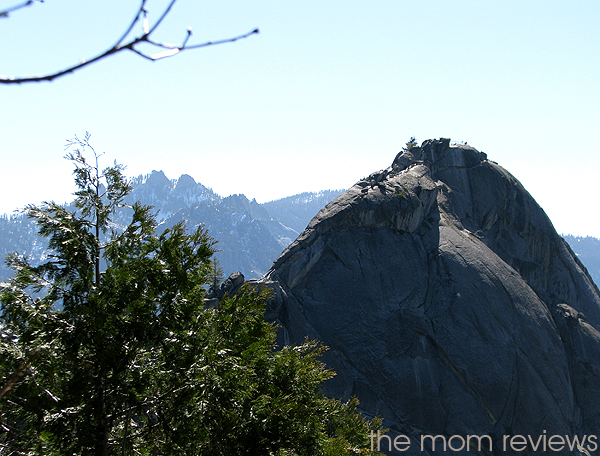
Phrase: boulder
[{"left": 205, "top": 271, "right": 245, "bottom": 307}]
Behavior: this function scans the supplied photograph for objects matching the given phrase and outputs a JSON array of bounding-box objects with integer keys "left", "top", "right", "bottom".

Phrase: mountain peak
[
  {"left": 262, "top": 139, "right": 600, "bottom": 449},
  {"left": 175, "top": 173, "right": 197, "bottom": 190},
  {"left": 144, "top": 170, "right": 172, "bottom": 189},
  {"left": 392, "top": 137, "right": 487, "bottom": 175}
]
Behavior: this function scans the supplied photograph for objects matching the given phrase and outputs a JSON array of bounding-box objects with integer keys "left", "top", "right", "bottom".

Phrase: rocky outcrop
[
  {"left": 205, "top": 271, "right": 246, "bottom": 307},
  {"left": 260, "top": 139, "right": 600, "bottom": 455}
]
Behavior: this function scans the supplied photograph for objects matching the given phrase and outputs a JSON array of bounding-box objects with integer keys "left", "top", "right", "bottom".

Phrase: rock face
[{"left": 260, "top": 139, "right": 600, "bottom": 455}]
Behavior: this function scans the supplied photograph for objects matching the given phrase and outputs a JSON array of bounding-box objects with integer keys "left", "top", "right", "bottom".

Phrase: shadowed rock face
[{"left": 260, "top": 139, "right": 600, "bottom": 455}]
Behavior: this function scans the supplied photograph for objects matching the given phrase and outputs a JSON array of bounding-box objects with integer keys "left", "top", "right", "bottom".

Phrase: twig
[
  {"left": 0, "top": 0, "right": 259, "bottom": 84},
  {"left": 0, "top": 0, "right": 43, "bottom": 19},
  {"left": 27, "top": 367, "right": 60, "bottom": 402},
  {"left": 110, "top": 0, "right": 148, "bottom": 48}
]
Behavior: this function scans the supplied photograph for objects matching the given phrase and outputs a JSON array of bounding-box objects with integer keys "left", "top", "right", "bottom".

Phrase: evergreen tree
[
  {"left": 0, "top": 135, "right": 383, "bottom": 455},
  {"left": 208, "top": 258, "right": 224, "bottom": 295},
  {"left": 403, "top": 136, "right": 418, "bottom": 151}
]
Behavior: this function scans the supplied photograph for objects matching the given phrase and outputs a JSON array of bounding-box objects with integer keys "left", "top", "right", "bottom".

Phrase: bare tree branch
[
  {"left": 0, "top": 0, "right": 259, "bottom": 84},
  {"left": 111, "top": 0, "right": 150, "bottom": 49},
  {"left": 0, "top": 0, "right": 43, "bottom": 19}
]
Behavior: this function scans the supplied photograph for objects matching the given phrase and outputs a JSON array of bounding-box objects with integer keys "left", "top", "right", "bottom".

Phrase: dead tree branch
[{"left": 0, "top": 0, "right": 259, "bottom": 84}]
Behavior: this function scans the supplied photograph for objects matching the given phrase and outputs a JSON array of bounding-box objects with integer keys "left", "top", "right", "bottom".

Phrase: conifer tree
[
  {"left": 208, "top": 257, "right": 224, "bottom": 295},
  {"left": 403, "top": 136, "right": 418, "bottom": 151},
  {"left": 0, "top": 134, "right": 383, "bottom": 455}
]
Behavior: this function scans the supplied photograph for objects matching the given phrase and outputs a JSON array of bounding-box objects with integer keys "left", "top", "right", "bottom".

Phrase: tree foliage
[
  {"left": 403, "top": 136, "right": 418, "bottom": 151},
  {"left": 0, "top": 135, "right": 383, "bottom": 455},
  {"left": 208, "top": 257, "right": 224, "bottom": 295}
]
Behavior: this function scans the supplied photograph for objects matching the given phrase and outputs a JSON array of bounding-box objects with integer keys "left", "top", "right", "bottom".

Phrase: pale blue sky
[{"left": 1, "top": 0, "right": 599, "bottom": 237}]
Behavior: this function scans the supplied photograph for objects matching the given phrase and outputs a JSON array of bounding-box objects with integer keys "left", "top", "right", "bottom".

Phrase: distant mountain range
[
  {"left": 0, "top": 171, "right": 344, "bottom": 282},
  {"left": 0, "top": 170, "right": 598, "bottom": 287},
  {"left": 563, "top": 234, "right": 600, "bottom": 288}
]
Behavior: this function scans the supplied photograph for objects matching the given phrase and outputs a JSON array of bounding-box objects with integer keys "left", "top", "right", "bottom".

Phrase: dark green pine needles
[{"left": 0, "top": 133, "right": 383, "bottom": 456}]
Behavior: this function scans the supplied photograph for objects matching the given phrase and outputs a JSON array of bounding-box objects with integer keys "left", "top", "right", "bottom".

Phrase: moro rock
[{"left": 258, "top": 139, "right": 600, "bottom": 455}]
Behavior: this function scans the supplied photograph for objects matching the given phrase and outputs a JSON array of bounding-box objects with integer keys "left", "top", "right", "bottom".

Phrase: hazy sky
[{"left": 1, "top": 0, "right": 599, "bottom": 237}]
